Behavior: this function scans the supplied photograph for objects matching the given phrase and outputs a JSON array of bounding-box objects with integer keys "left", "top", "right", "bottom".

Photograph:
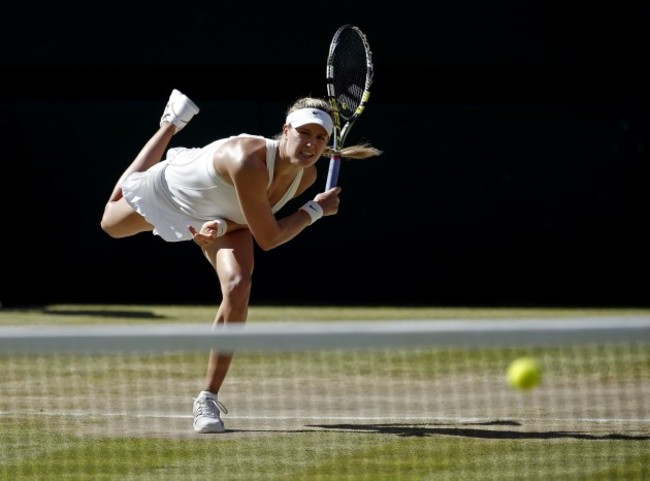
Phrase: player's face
[{"left": 287, "top": 124, "right": 329, "bottom": 166}]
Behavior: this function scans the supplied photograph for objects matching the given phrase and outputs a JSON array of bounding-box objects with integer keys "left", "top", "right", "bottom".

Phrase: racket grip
[{"left": 326, "top": 155, "right": 341, "bottom": 190}]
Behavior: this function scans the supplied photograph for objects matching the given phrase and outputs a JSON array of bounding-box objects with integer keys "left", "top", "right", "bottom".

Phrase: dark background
[{"left": 1, "top": 1, "right": 647, "bottom": 307}]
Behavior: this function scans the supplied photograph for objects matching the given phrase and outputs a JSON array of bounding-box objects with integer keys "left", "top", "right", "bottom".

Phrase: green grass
[
  {"left": 3, "top": 419, "right": 649, "bottom": 480},
  {"left": 3, "top": 431, "right": 649, "bottom": 481},
  {"left": 1, "top": 305, "right": 649, "bottom": 480}
]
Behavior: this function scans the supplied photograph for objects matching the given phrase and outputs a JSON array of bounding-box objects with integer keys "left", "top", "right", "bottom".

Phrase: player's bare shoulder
[{"left": 213, "top": 135, "right": 268, "bottom": 182}]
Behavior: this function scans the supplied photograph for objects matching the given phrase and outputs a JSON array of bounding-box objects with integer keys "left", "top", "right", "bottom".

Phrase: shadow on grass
[
  {"left": 306, "top": 421, "right": 650, "bottom": 441},
  {"left": 42, "top": 307, "right": 165, "bottom": 319}
]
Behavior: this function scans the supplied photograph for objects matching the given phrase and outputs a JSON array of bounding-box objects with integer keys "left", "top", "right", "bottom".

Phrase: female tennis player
[{"left": 100, "top": 89, "right": 381, "bottom": 433}]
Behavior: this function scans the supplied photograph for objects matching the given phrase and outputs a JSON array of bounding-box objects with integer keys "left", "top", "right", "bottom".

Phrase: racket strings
[{"left": 331, "top": 30, "right": 370, "bottom": 121}]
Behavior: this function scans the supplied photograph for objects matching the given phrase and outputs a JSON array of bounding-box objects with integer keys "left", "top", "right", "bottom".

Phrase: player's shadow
[{"left": 306, "top": 421, "right": 650, "bottom": 441}]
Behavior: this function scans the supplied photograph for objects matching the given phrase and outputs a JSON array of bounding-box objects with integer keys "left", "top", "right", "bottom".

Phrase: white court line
[{"left": 2, "top": 411, "right": 649, "bottom": 423}]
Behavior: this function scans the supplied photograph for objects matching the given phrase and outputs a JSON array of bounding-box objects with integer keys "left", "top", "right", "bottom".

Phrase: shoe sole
[{"left": 194, "top": 423, "right": 225, "bottom": 434}]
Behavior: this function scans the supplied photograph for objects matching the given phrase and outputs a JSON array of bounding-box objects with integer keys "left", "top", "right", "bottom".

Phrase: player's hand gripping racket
[{"left": 325, "top": 24, "right": 374, "bottom": 190}]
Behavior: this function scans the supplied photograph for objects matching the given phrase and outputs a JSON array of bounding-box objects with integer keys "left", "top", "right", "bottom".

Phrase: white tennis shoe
[
  {"left": 160, "top": 89, "right": 200, "bottom": 134},
  {"left": 193, "top": 391, "right": 227, "bottom": 433}
]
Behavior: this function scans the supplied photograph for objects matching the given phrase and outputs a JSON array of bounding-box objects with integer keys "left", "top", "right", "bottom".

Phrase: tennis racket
[{"left": 325, "top": 24, "right": 374, "bottom": 190}]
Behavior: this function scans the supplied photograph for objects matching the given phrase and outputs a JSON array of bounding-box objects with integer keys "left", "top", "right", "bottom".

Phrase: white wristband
[
  {"left": 214, "top": 218, "right": 228, "bottom": 237},
  {"left": 300, "top": 200, "right": 324, "bottom": 224}
]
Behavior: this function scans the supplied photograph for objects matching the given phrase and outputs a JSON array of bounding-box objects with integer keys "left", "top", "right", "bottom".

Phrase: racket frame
[{"left": 325, "top": 24, "right": 374, "bottom": 190}]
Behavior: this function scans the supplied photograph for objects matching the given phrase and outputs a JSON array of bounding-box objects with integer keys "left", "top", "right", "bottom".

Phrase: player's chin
[{"left": 295, "top": 154, "right": 318, "bottom": 166}]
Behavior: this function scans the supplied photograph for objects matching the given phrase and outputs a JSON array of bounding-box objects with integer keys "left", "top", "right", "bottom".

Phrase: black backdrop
[{"left": 1, "top": 1, "right": 647, "bottom": 307}]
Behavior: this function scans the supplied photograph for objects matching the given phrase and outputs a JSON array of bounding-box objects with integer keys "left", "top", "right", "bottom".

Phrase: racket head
[{"left": 326, "top": 24, "right": 374, "bottom": 149}]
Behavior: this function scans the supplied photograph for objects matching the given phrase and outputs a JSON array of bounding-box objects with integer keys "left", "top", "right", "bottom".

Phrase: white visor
[{"left": 286, "top": 108, "right": 333, "bottom": 136}]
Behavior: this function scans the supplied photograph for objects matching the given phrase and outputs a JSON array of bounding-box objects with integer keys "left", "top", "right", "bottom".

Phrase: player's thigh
[
  {"left": 204, "top": 229, "right": 255, "bottom": 278},
  {"left": 101, "top": 198, "right": 153, "bottom": 236}
]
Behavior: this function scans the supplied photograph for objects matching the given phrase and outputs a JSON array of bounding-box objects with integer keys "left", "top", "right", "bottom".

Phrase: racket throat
[{"left": 326, "top": 157, "right": 341, "bottom": 190}]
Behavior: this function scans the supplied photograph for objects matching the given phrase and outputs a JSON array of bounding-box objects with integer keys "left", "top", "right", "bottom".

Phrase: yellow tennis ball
[{"left": 507, "top": 357, "right": 541, "bottom": 390}]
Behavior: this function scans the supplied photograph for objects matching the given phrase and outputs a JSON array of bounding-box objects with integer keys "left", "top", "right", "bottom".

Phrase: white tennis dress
[{"left": 121, "top": 134, "right": 303, "bottom": 242}]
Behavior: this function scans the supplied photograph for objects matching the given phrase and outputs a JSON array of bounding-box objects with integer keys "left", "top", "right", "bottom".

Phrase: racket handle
[{"left": 326, "top": 155, "right": 341, "bottom": 190}]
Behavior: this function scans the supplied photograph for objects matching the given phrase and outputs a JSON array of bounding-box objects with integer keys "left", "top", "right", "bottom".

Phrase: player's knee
[
  {"left": 221, "top": 274, "right": 252, "bottom": 307},
  {"left": 100, "top": 223, "right": 123, "bottom": 239},
  {"left": 100, "top": 218, "right": 117, "bottom": 238},
  {"left": 100, "top": 214, "right": 127, "bottom": 239}
]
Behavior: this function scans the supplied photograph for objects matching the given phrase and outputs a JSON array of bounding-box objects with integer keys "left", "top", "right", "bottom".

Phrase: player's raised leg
[{"left": 100, "top": 90, "right": 199, "bottom": 237}]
